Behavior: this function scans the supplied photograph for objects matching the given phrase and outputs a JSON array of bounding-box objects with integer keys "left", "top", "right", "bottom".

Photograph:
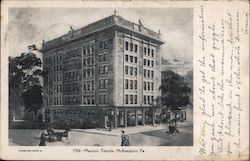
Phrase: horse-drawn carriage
[{"left": 43, "top": 127, "right": 70, "bottom": 142}]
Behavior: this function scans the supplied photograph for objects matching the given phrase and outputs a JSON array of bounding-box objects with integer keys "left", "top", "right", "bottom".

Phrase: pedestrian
[
  {"left": 81, "top": 120, "right": 85, "bottom": 130},
  {"left": 109, "top": 119, "right": 112, "bottom": 131},
  {"left": 39, "top": 132, "right": 46, "bottom": 146},
  {"left": 121, "top": 130, "right": 130, "bottom": 146}
]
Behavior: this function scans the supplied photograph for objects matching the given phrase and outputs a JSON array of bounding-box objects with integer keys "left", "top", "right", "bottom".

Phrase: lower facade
[{"left": 42, "top": 106, "right": 187, "bottom": 129}]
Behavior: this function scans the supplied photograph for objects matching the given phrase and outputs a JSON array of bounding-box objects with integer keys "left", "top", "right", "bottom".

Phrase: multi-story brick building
[{"left": 41, "top": 12, "right": 164, "bottom": 128}]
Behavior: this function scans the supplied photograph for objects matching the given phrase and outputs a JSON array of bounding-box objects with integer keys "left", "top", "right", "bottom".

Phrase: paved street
[{"left": 9, "top": 109, "right": 193, "bottom": 146}]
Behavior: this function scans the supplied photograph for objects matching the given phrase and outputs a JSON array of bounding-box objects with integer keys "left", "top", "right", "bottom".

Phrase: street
[{"left": 9, "top": 120, "right": 192, "bottom": 146}]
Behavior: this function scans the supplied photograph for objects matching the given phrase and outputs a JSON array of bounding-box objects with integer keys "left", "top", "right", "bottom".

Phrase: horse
[{"left": 54, "top": 129, "right": 70, "bottom": 143}]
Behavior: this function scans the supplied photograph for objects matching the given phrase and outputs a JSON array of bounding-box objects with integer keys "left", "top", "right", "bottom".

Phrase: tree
[
  {"left": 9, "top": 46, "right": 43, "bottom": 121},
  {"left": 21, "top": 84, "right": 43, "bottom": 117},
  {"left": 160, "top": 70, "right": 191, "bottom": 130}
]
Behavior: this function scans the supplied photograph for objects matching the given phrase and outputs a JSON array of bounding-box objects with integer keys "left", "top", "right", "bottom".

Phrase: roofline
[{"left": 41, "top": 14, "right": 164, "bottom": 52}]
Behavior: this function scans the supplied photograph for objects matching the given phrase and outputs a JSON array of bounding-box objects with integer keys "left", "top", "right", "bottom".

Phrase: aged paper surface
[{"left": 0, "top": 0, "right": 249, "bottom": 160}]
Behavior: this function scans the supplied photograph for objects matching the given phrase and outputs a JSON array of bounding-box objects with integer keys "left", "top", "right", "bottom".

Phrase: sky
[{"left": 8, "top": 8, "right": 193, "bottom": 73}]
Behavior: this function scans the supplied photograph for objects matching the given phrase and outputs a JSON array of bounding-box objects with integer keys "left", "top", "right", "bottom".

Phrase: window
[
  {"left": 151, "top": 49, "right": 154, "bottom": 57},
  {"left": 91, "top": 44, "right": 95, "bottom": 53},
  {"left": 151, "top": 96, "right": 154, "bottom": 103},
  {"left": 87, "top": 46, "right": 90, "bottom": 55},
  {"left": 125, "top": 66, "right": 128, "bottom": 75},
  {"left": 134, "top": 95, "right": 138, "bottom": 104},
  {"left": 134, "top": 80, "right": 137, "bottom": 89},
  {"left": 99, "top": 41, "right": 104, "bottom": 50},
  {"left": 87, "top": 96, "right": 91, "bottom": 104},
  {"left": 125, "top": 42, "right": 129, "bottom": 50},
  {"left": 99, "top": 67, "right": 103, "bottom": 75},
  {"left": 104, "top": 79, "right": 108, "bottom": 89},
  {"left": 130, "top": 56, "right": 133, "bottom": 63},
  {"left": 144, "top": 69, "right": 146, "bottom": 77},
  {"left": 144, "top": 82, "right": 146, "bottom": 90},
  {"left": 134, "top": 57, "right": 137, "bottom": 63},
  {"left": 87, "top": 82, "right": 91, "bottom": 90},
  {"left": 130, "top": 67, "right": 133, "bottom": 75},
  {"left": 125, "top": 79, "right": 128, "bottom": 89},
  {"left": 92, "top": 81, "right": 95, "bottom": 90},
  {"left": 83, "top": 83, "right": 86, "bottom": 91},
  {"left": 99, "top": 80, "right": 104, "bottom": 89},
  {"left": 151, "top": 71, "right": 154, "bottom": 78},
  {"left": 130, "top": 80, "right": 133, "bottom": 89},
  {"left": 92, "top": 96, "right": 95, "bottom": 105},
  {"left": 99, "top": 95, "right": 103, "bottom": 104},
  {"left": 144, "top": 47, "right": 147, "bottom": 55},
  {"left": 151, "top": 61, "right": 154, "bottom": 67},
  {"left": 144, "top": 59, "right": 146, "bottom": 65},
  {"left": 147, "top": 60, "right": 150, "bottom": 66},
  {"left": 125, "top": 95, "right": 128, "bottom": 104},
  {"left": 151, "top": 82, "right": 154, "bottom": 91},
  {"left": 144, "top": 95, "right": 147, "bottom": 104},
  {"left": 130, "top": 95, "right": 133, "bottom": 104},
  {"left": 125, "top": 55, "right": 128, "bottom": 62},
  {"left": 135, "top": 44, "right": 138, "bottom": 53},
  {"left": 130, "top": 42, "right": 133, "bottom": 51},
  {"left": 134, "top": 68, "right": 137, "bottom": 76},
  {"left": 148, "top": 70, "right": 150, "bottom": 78},
  {"left": 148, "top": 48, "right": 150, "bottom": 55},
  {"left": 83, "top": 47, "right": 86, "bottom": 55},
  {"left": 148, "top": 96, "right": 150, "bottom": 104},
  {"left": 104, "top": 66, "right": 108, "bottom": 74},
  {"left": 148, "top": 82, "right": 150, "bottom": 91}
]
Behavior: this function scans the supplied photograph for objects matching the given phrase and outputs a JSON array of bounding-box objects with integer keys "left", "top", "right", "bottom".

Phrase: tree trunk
[{"left": 174, "top": 114, "right": 177, "bottom": 129}]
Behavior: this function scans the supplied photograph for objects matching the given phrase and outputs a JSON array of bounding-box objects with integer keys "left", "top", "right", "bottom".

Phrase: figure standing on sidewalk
[
  {"left": 39, "top": 132, "right": 46, "bottom": 146},
  {"left": 121, "top": 130, "right": 130, "bottom": 146}
]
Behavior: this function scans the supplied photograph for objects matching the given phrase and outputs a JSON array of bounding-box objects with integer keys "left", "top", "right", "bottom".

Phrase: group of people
[{"left": 39, "top": 126, "right": 55, "bottom": 146}]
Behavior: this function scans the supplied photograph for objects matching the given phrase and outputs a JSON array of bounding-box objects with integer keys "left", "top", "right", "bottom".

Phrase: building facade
[{"left": 41, "top": 13, "right": 164, "bottom": 128}]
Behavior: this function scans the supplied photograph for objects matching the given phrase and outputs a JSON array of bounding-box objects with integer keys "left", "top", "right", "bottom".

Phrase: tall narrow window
[
  {"left": 104, "top": 79, "right": 108, "bottom": 89},
  {"left": 104, "top": 66, "right": 108, "bottom": 74},
  {"left": 151, "top": 49, "right": 154, "bottom": 57},
  {"left": 125, "top": 42, "right": 129, "bottom": 50},
  {"left": 134, "top": 80, "right": 137, "bottom": 89},
  {"left": 144, "top": 95, "right": 147, "bottom": 104},
  {"left": 134, "top": 44, "right": 138, "bottom": 53},
  {"left": 134, "top": 67, "right": 137, "bottom": 76},
  {"left": 125, "top": 55, "right": 128, "bottom": 62},
  {"left": 130, "top": 80, "right": 133, "bottom": 89},
  {"left": 144, "top": 82, "right": 146, "bottom": 90},
  {"left": 125, "top": 95, "right": 129, "bottom": 104},
  {"left": 125, "top": 66, "right": 128, "bottom": 75},
  {"left": 151, "top": 61, "right": 154, "bottom": 67},
  {"left": 130, "top": 95, "right": 133, "bottom": 104},
  {"left": 151, "top": 71, "right": 154, "bottom": 78},
  {"left": 130, "top": 67, "right": 133, "bottom": 75},
  {"left": 125, "top": 79, "right": 128, "bottom": 89},
  {"left": 134, "top": 95, "right": 138, "bottom": 104},
  {"left": 144, "top": 47, "right": 147, "bottom": 55},
  {"left": 134, "top": 57, "right": 138, "bottom": 63},
  {"left": 130, "top": 42, "right": 133, "bottom": 51},
  {"left": 130, "top": 56, "right": 133, "bottom": 63}
]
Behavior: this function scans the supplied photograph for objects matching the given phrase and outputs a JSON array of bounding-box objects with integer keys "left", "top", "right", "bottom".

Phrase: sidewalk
[{"left": 71, "top": 120, "right": 191, "bottom": 136}]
